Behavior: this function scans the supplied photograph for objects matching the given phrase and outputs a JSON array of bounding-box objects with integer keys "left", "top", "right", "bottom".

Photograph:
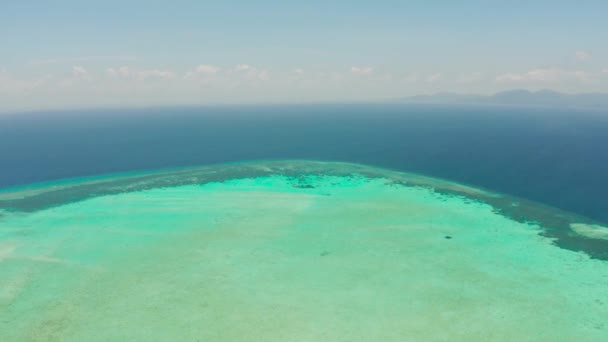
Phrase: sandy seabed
[{"left": 0, "top": 161, "right": 607, "bottom": 341}]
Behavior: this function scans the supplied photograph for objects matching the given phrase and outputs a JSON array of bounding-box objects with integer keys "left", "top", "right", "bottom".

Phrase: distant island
[{"left": 398, "top": 90, "right": 608, "bottom": 109}]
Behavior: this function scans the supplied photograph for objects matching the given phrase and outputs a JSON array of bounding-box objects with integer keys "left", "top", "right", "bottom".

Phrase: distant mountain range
[{"left": 398, "top": 90, "right": 608, "bottom": 109}]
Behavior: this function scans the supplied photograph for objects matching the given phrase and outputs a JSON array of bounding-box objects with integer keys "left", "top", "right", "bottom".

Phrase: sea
[{"left": 1, "top": 103, "right": 607, "bottom": 224}]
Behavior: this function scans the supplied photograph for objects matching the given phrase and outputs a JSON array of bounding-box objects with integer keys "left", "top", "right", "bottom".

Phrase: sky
[{"left": 1, "top": 0, "right": 607, "bottom": 112}]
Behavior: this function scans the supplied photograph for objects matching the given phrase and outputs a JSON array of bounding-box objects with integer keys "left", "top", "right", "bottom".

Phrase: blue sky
[{"left": 1, "top": 0, "right": 607, "bottom": 112}]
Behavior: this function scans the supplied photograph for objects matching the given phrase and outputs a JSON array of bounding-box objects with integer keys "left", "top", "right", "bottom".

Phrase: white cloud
[
  {"left": 496, "top": 68, "right": 603, "bottom": 84},
  {"left": 496, "top": 68, "right": 560, "bottom": 83},
  {"left": 457, "top": 72, "right": 483, "bottom": 83},
  {"left": 376, "top": 73, "right": 393, "bottom": 82},
  {"left": 195, "top": 65, "right": 220, "bottom": 74},
  {"left": 402, "top": 74, "right": 418, "bottom": 83},
  {"left": 106, "top": 67, "right": 176, "bottom": 81},
  {"left": 30, "top": 56, "right": 137, "bottom": 66},
  {"left": 235, "top": 64, "right": 252, "bottom": 72},
  {"left": 184, "top": 65, "right": 221, "bottom": 80},
  {"left": 495, "top": 73, "right": 522, "bottom": 82},
  {"left": 182, "top": 63, "right": 270, "bottom": 82},
  {"left": 350, "top": 66, "right": 374, "bottom": 75},
  {"left": 72, "top": 66, "right": 89, "bottom": 78},
  {"left": 233, "top": 64, "right": 270, "bottom": 81},
  {"left": 256, "top": 70, "right": 270, "bottom": 81},
  {"left": 573, "top": 71, "right": 594, "bottom": 82},
  {"left": 106, "top": 66, "right": 131, "bottom": 78},
  {"left": 526, "top": 69, "right": 561, "bottom": 82},
  {"left": 575, "top": 50, "right": 592, "bottom": 62},
  {"left": 426, "top": 73, "right": 442, "bottom": 83},
  {"left": 0, "top": 71, "right": 53, "bottom": 94},
  {"left": 53, "top": 66, "right": 91, "bottom": 87},
  {"left": 137, "top": 69, "right": 176, "bottom": 80},
  {"left": 294, "top": 68, "right": 304, "bottom": 75}
]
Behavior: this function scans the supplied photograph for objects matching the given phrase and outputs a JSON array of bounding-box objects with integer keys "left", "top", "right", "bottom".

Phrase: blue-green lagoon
[{"left": 1, "top": 161, "right": 607, "bottom": 341}]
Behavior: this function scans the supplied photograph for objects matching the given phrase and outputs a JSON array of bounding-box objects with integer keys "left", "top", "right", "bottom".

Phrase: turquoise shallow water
[{"left": 1, "top": 161, "right": 607, "bottom": 341}]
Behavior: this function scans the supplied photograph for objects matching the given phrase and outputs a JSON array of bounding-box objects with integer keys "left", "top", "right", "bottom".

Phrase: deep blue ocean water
[{"left": 1, "top": 104, "right": 607, "bottom": 223}]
